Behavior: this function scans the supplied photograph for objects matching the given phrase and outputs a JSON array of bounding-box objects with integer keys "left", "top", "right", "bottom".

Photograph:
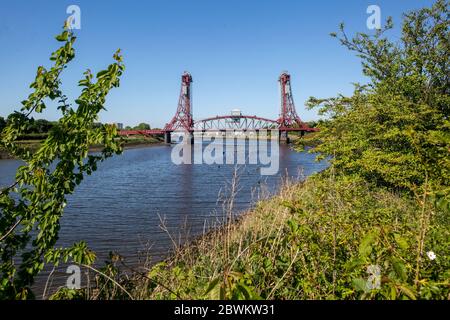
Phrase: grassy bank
[
  {"left": 57, "top": 170, "right": 449, "bottom": 300},
  {"left": 112, "top": 135, "right": 163, "bottom": 150},
  {"left": 0, "top": 140, "right": 42, "bottom": 159},
  {"left": 0, "top": 135, "right": 163, "bottom": 159}
]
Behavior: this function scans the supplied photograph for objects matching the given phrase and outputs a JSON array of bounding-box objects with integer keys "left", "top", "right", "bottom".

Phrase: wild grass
[{"left": 64, "top": 169, "right": 448, "bottom": 300}]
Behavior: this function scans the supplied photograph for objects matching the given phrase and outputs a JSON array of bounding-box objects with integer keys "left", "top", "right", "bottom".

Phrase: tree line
[{"left": 0, "top": 115, "right": 153, "bottom": 137}]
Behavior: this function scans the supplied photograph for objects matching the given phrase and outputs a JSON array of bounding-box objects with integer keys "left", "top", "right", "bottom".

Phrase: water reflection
[{"left": 0, "top": 141, "right": 328, "bottom": 295}]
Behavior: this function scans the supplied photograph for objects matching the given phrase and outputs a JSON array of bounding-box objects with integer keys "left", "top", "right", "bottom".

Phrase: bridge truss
[
  {"left": 193, "top": 115, "right": 279, "bottom": 131},
  {"left": 119, "top": 71, "right": 316, "bottom": 138}
]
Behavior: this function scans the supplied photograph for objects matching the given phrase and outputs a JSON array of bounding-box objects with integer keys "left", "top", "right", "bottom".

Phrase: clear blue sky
[{"left": 0, "top": 0, "right": 434, "bottom": 128}]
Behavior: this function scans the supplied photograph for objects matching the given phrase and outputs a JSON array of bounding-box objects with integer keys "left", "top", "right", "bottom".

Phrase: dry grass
[
  {"left": 53, "top": 170, "right": 448, "bottom": 300},
  {"left": 127, "top": 175, "right": 300, "bottom": 299}
]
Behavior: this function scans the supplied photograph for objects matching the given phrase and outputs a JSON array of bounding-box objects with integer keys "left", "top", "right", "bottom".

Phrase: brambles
[
  {"left": 307, "top": 0, "right": 449, "bottom": 199},
  {"left": 77, "top": 175, "right": 447, "bottom": 300}
]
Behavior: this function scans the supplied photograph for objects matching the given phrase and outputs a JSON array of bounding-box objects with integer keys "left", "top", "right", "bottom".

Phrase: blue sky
[{"left": 0, "top": 0, "right": 433, "bottom": 128}]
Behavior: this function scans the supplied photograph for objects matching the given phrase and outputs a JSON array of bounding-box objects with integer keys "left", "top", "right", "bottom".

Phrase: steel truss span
[
  {"left": 193, "top": 115, "right": 279, "bottom": 131},
  {"left": 118, "top": 71, "right": 317, "bottom": 136}
]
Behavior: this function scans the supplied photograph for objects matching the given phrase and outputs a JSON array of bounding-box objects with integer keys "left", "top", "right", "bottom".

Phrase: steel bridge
[
  {"left": 119, "top": 71, "right": 317, "bottom": 142},
  {"left": 193, "top": 115, "right": 279, "bottom": 131}
]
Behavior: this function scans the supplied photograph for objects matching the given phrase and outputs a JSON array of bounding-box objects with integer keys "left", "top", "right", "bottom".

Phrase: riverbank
[
  {"left": 54, "top": 169, "right": 449, "bottom": 300},
  {"left": 0, "top": 140, "right": 41, "bottom": 159},
  {"left": 0, "top": 135, "right": 164, "bottom": 159}
]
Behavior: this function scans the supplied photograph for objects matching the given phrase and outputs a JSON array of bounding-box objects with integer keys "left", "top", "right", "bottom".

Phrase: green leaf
[
  {"left": 352, "top": 278, "right": 368, "bottom": 292},
  {"left": 204, "top": 277, "right": 221, "bottom": 296},
  {"left": 344, "top": 258, "right": 364, "bottom": 271},
  {"left": 96, "top": 70, "right": 109, "bottom": 78},
  {"left": 55, "top": 31, "right": 69, "bottom": 42},
  {"left": 393, "top": 234, "right": 408, "bottom": 250},
  {"left": 287, "top": 219, "right": 299, "bottom": 233},
  {"left": 392, "top": 259, "right": 407, "bottom": 281},
  {"left": 398, "top": 285, "right": 416, "bottom": 300},
  {"left": 358, "top": 231, "right": 378, "bottom": 258}
]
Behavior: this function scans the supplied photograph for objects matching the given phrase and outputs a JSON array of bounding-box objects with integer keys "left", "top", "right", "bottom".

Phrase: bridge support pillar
[
  {"left": 164, "top": 131, "right": 171, "bottom": 144},
  {"left": 279, "top": 131, "right": 290, "bottom": 144}
]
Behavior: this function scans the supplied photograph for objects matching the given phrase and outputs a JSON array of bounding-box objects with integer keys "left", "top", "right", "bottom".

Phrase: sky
[{"left": 0, "top": 0, "right": 434, "bottom": 128}]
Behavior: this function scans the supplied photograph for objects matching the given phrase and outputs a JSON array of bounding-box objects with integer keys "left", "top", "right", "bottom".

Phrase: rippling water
[{"left": 0, "top": 141, "right": 328, "bottom": 297}]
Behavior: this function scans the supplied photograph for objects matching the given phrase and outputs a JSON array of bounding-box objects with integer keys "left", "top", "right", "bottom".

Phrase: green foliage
[
  {"left": 203, "top": 272, "right": 262, "bottom": 300},
  {"left": 0, "top": 117, "right": 6, "bottom": 133},
  {"left": 48, "top": 253, "right": 131, "bottom": 300},
  {"left": 115, "top": 174, "right": 448, "bottom": 300},
  {"left": 49, "top": 287, "right": 85, "bottom": 300},
  {"left": 0, "top": 26, "right": 125, "bottom": 299},
  {"left": 133, "top": 123, "right": 151, "bottom": 130},
  {"left": 112, "top": 0, "right": 448, "bottom": 301},
  {"left": 16, "top": 118, "right": 56, "bottom": 135},
  {"left": 306, "top": 0, "right": 449, "bottom": 200},
  {"left": 31, "top": 119, "right": 54, "bottom": 134},
  {"left": 5, "top": 1, "right": 446, "bottom": 301},
  {"left": 288, "top": 0, "right": 450, "bottom": 300},
  {"left": 2, "top": 118, "right": 57, "bottom": 141},
  {"left": 277, "top": 175, "right": 448, "bottom": 300}
]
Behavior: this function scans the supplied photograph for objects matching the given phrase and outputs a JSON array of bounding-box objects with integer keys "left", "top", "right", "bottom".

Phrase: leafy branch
[{"left": 0, "top": 25, "right": 125, "bottom": 299}]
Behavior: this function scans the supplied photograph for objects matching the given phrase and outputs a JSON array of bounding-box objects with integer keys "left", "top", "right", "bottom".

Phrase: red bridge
[{"left": 119, "top": 71, "right": 317, "bottom": 143}]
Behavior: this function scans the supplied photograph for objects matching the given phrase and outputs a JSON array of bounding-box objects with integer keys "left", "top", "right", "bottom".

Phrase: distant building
[{"left": 114, "top": 123, "right": 124, "bottom": 130}]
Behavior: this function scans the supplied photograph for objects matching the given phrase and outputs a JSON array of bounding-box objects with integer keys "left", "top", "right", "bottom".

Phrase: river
[{"left": 0, "top": 140, "right": 328, "bottom": 297}]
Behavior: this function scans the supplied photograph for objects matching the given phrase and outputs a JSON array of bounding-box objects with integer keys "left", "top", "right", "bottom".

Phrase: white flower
[{"left": 426, "top": 251, "right": 436, "bottom": 261}]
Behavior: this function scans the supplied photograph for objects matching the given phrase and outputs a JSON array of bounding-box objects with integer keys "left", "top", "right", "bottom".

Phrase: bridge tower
[
  {"left": 277, "top": 72, "right": 307, "bottom": 130},
  {"left": 164, "top": 72, "right": 194, "bottom": 143},
  {"left": 277, "top": 72, "right": 310, "bottom": 143}
]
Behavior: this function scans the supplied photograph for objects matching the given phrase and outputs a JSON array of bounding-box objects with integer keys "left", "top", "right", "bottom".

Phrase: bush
[{"left": 0, "top": 25, "right": 124, "bottom": 299}]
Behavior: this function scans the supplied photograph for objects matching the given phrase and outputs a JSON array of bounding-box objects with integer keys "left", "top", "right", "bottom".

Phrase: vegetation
[
  {"left": 0, "top": 117, "right": 61, "bottom": 139},
  {"left": 118, "top": 135, "right": 163, "bottom": 147},
  {"left": 306, "top": 0, "right": 449, "bottom": 199},
  {"left": 0, "top": 121, "right": 161, "bottom": 160},
  {"left": 0, "top": 0, "right": 448, "bottom": 300},
  {"left": 124, "top": 123, "right": 152, "bottom": 130},
  {"left": 73, "top": 0, "right": 448, "bottom": 300},
  {"left": 134, "top": 123, "right": 151, "bottom": 130},
  {"left": 0, "top": 117, "right": 6, "bottom": 133},
  {"left": 0, "top": 25, "right": 124, "bottom": 299},
  {"left": 85, "top": 175, "right": 447, "bottom": 300}
]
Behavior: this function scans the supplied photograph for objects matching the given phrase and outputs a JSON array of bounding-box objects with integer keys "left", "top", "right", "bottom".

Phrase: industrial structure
[{"left": 119, "top": 71, "right": 317, "bottom": 143}]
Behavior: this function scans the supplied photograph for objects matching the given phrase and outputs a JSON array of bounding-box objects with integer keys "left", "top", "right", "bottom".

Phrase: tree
[
  {"left": 0, "top": 117, "right": 5, "bottom": 133},
  {"left": 308, "top": 0, "right": 449, "bottom": 198},
  {"left": 303, "top": 0, "right": 449, "bottom": 298},
  {"left": 0, "top": 25, "right": 125, "bottom": 299},
  {"left": 305, "top": 120, "right": 318, "bottom": 128},
  {"left": 134, "top": 122, "right": 150, "bottom": 130},
  {"left": 31, "top": 119, "right": 54, "bottom": 134}
]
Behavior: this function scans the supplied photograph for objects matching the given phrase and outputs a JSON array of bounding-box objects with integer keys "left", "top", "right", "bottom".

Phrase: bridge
[{"left": 119, "top": 71, "right": 317, "bottom": 143}]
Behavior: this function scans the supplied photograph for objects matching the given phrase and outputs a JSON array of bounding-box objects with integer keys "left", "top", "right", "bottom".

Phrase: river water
[{"left": 0, "top": 140, "right": 328, "bottom": 297}]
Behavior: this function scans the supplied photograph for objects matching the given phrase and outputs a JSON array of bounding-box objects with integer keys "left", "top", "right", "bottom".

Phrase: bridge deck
[{"left": 118, "top": 127, "right": 318, "bottom": 136}]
